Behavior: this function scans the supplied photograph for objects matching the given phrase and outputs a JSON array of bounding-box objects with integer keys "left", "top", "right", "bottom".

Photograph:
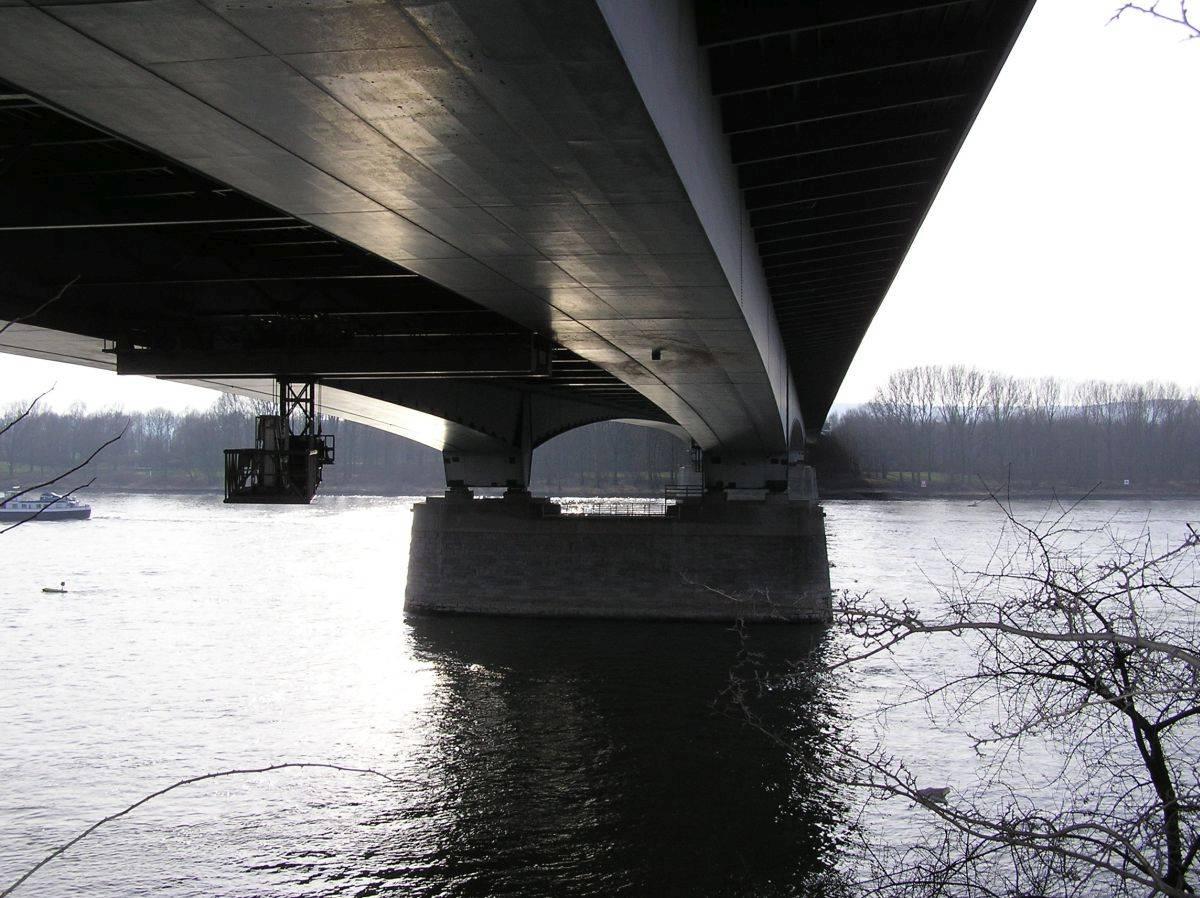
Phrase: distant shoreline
[
  {"left": 72, "top": 484, "right": 680, "bottom": 499},
  {"left": 820, "top": 484, "right": 1200, "bottom": 502},
  {"left": 69, "top": 484, "right": 1200, "bottom": 503},
  {"left": 74, "top": 484, "right": 440, "bottom": 498}
]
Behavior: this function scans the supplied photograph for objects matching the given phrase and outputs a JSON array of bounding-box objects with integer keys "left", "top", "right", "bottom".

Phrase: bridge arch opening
[{"left": 531, "top": 419, "right": 692, "bottom": 497}]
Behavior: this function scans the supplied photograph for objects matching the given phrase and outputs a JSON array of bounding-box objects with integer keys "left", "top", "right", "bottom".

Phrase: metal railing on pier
[{"left": 554, "top": 498, "right": 672, "bottom": 517}]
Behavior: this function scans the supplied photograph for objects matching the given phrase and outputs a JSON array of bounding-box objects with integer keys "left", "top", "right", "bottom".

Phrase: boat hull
[{"left": 0, "top": 507, "right": 91, "bottom": 521}]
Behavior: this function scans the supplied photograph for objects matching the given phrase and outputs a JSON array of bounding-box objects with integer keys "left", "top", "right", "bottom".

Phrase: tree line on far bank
[
  {"left": 0, "top": 393, "right": 691, "bottom": 496},
  {"left": 10, "top": 366, "right": 1197, "bottom": 498},
  {"left": 829, "top": 366, "right": 1200, "bottom": 491}
]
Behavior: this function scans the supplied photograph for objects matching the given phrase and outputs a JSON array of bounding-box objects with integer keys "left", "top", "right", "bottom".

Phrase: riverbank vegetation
[
  {"left": 9, "top": 367, "right": 1200, "bottom": 500},
  {"left": 827, "top": 367, "right": 1200, "bottom": 496},
  {"left": 0, "top": 393, "right": 691, "bottom": 496}
]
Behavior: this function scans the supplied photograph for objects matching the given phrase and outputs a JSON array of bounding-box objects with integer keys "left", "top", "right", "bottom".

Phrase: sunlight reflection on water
[{"left": 1, "top": 494, "right": 1195, "bottom": 895}]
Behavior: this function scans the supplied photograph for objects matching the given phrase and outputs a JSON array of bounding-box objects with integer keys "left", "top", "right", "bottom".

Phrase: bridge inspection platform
[{"left": 0, "top": 0, "right": 1034, "bottom": 621}]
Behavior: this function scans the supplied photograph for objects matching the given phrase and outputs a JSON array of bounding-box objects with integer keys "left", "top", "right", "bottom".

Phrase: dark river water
[{"left": 2, "top": 494, "right": 1197, "bottom": 896}]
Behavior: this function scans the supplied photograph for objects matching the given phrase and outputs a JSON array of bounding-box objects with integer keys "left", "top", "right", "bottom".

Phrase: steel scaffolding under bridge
[
  {"left": 223, "top": 380, "right": 336, "bottom": 504},
  {"left": 0, "top": 0, "right": 1035, "bottom": 498}
]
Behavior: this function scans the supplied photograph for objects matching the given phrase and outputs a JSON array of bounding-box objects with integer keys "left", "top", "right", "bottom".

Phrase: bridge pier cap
[
  {"left": 443, "top": 448, "right": 532, "bottom": 491},
  {"left": 432, "top": 397, "right": 812, "bottom": 495}
]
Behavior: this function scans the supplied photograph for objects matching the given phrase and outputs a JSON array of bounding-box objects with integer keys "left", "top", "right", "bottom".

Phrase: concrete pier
[{"left": 405, "top": 494, "right": 831, "bottom": 623}]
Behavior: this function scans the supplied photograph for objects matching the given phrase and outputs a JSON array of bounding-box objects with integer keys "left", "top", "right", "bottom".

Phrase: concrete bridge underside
[{"left": 0, "top": 0, "right": 1033, "bottom": 493}]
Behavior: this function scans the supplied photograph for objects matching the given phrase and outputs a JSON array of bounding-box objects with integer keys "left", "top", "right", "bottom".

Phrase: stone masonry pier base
[{"left": 405, "top": 495, "right": 831, "bottom": 623}]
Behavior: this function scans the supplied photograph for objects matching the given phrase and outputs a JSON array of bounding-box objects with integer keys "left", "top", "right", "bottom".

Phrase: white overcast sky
[
  {"left": 0, "top": 0, "right": 1195, "bottom": 413},
  {"left": 836, "top": 0, "right": 1200, "bottom": 404}
]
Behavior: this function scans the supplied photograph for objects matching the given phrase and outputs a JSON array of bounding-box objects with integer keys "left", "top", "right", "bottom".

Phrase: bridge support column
[
  {"left": 701, "top": 451, "right": 817, "bottom": 499},
  {"left": 442, "top": 448, "right": 531, "bottom": 491},
  {"left": 439, "top": 392, "right": 534, "bottom": 491},
  {"left": 404, "top": 492, "right": 830, "bottom": 623}
]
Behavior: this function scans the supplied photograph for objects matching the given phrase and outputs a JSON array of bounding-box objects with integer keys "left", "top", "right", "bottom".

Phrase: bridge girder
[
  {"left": 0, "top": 0, "right": 797, "bottom": 462},
  {"left": 0, "top": 0, "right": 1035, "bottom": 488}
]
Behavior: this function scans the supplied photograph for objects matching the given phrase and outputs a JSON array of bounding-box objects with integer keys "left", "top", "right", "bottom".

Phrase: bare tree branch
[
  {"left": 0, "top": 388, "right": 53, "bottom": 441},
  {"left": 1111, "top": 1, "right": 1200, "bottom": 39},
  {"left": 0, "top": 762, "right": 403, "bottom": 897},
  {"left": 716, "top": 494, "right": 1200, "bottom": 895},
  {"left": 0, "top": 478, "right": 95, "bottom": 534},
  {"left": 0, "top": 276, "right": 81, "bottom": 339},
  {"left": 0, "top": 425, "right": 127, "bottom": 511},
  {"left": 836, "top": 602, "right": 1200, "bottom": 673}
]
